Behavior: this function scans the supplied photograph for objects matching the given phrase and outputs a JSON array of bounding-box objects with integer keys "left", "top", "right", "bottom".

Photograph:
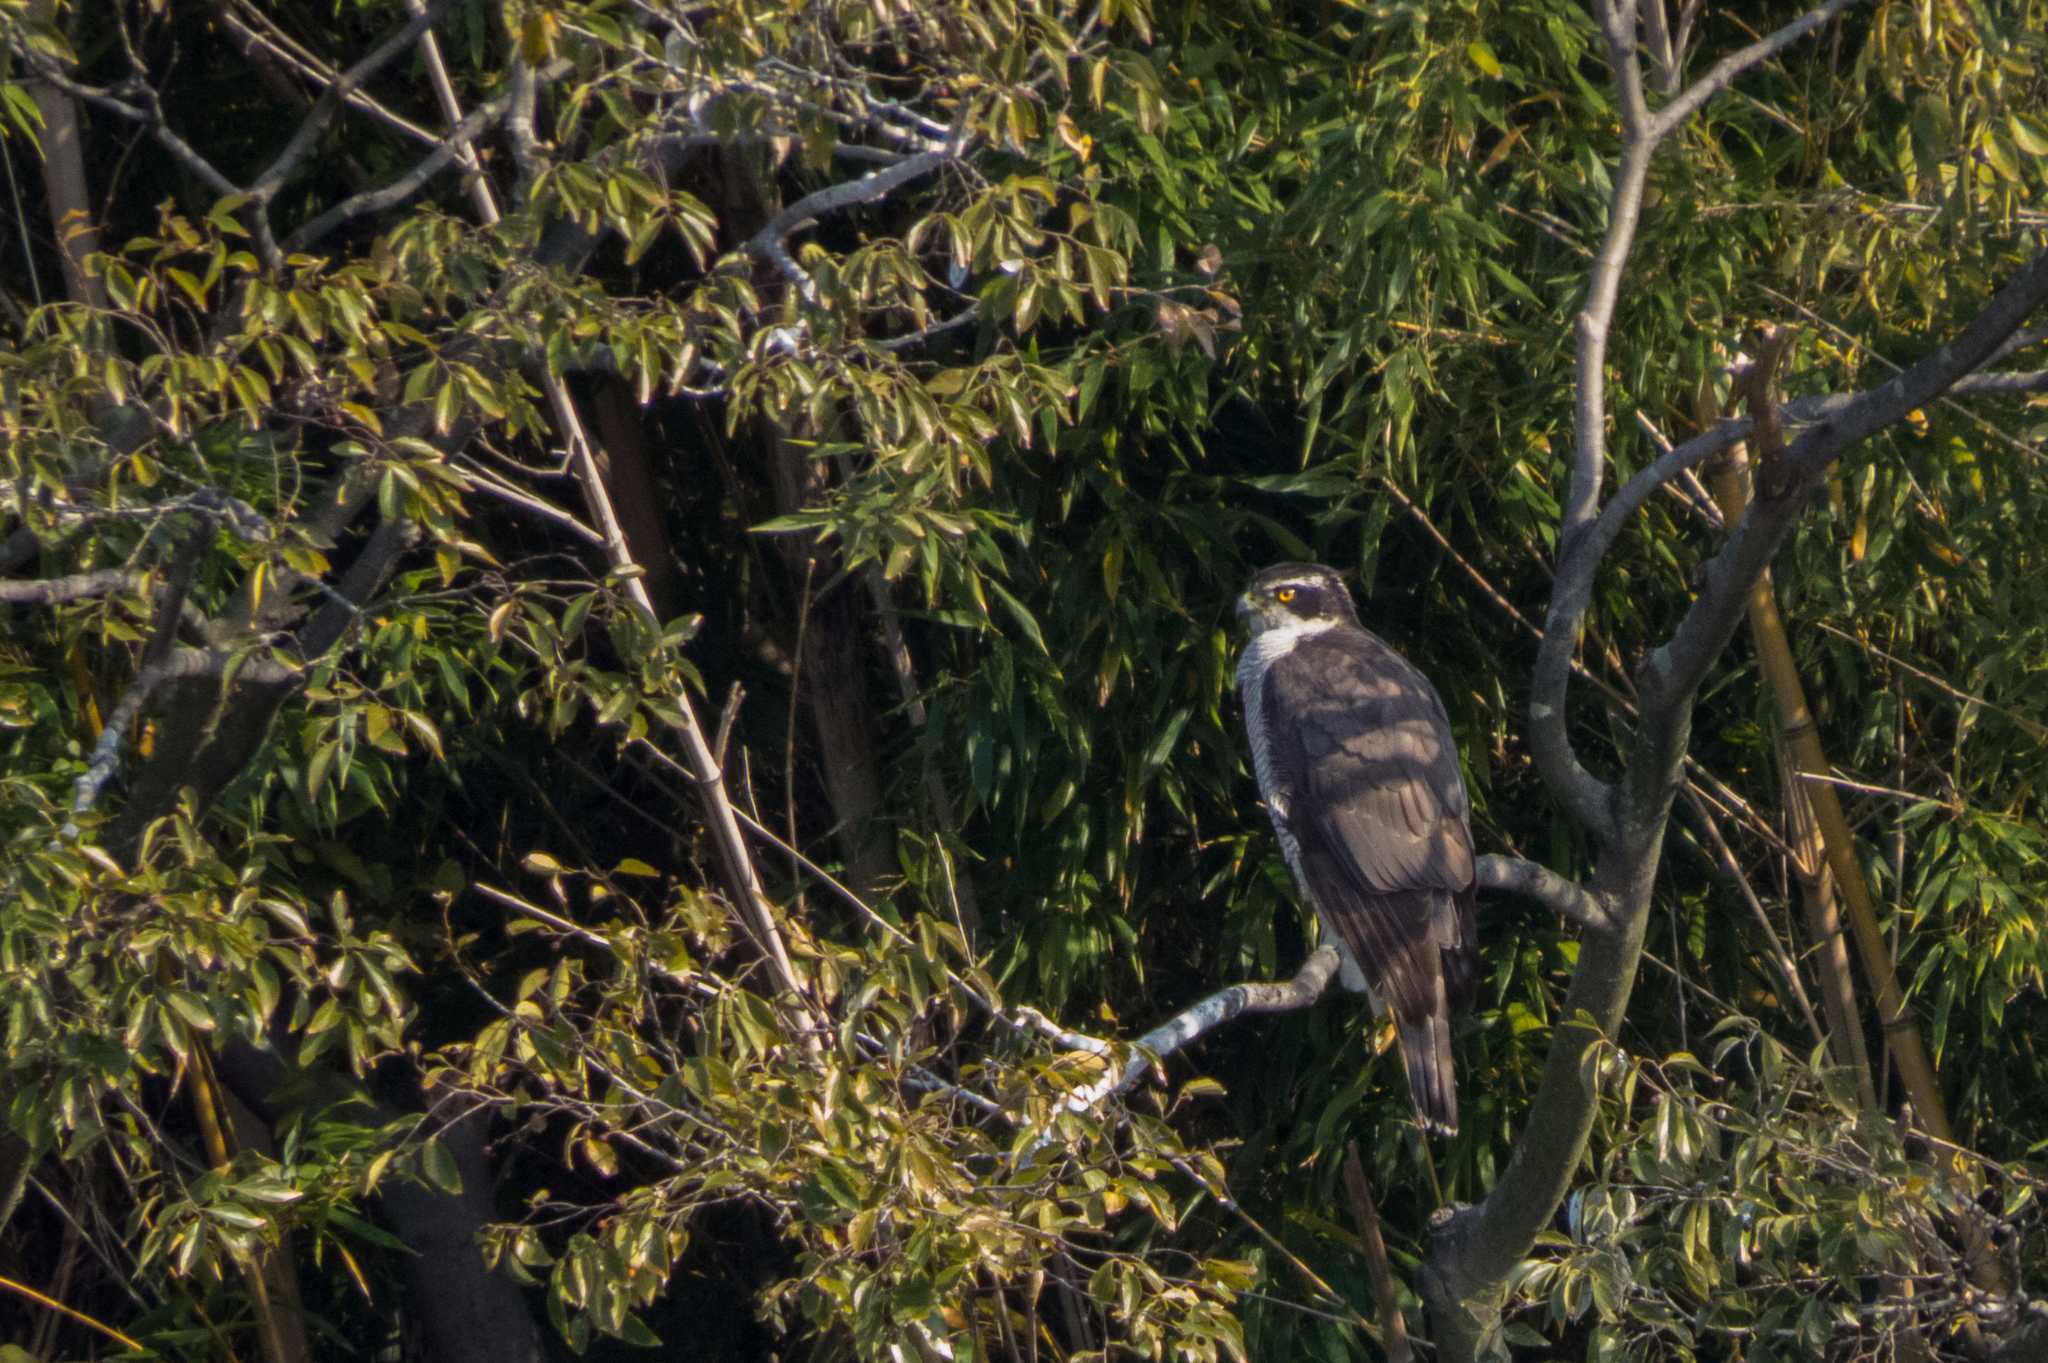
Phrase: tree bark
[
  {"left": 766, "top": 424, "right": 893, "bottom": 901},
  {"left": 586, "top": 374, "right": 685, "bottom": 621},
  {"left": 24, "top": 0, "right": 106, "bottom": 311},
  {"left": 213, "top": 1044, "right": 545, "bottom": 1363}
]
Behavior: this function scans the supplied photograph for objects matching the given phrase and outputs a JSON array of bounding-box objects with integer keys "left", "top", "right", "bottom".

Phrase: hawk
[{"left": 1235, "top": 562, "right": 1478, "bottom": 1136}]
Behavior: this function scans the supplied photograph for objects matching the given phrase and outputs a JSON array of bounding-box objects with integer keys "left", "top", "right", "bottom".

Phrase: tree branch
[
  {"left": 1023, "top": 946, "right": 1343, "bottom": 1120},
  {"left": 405, "top": 0, "right": 500, "bottom": 226},
  {"left": 1475, "top": 855, "right": 1616, "bottom": 934},
  {"left": 1646, "top": 0, "right": 1865, "bottom": 140},
  {"left": 1428, "top": 8, "right": 1892, "bottom": 1354},
  {"left": 18, "top": 58, "right": 241, "bottom": 201},
  {"left": 1988, "top": 324, "right": 2048, "bottom": 363},
  {"left": 284, "top": 93, "right": 514, "bottom": 250},
  {"left": 250, "top": 0, "right": 451, "bottom": 200},
  {"left": 1534, "top": 0, "right": 1868, "bottom": 845},
  {"left": 71, "top": 646, "right": 295, "bottom": 817},
  {"left": 1585, "top": 418, "right": 1749, "bottom": 567},
  {"left": 1947, "top": 367, "right": 2048, "bottom": 396},
  {"left": 1343, "top": 1143, "right": 1414, "bottom": 1363},
  {"left": 547, "top": 384, "right": 818, "bottom": 1029},
  {"left": 1, "top": 567, "right": 170, "bottom": 611},
  {"left": 1646, "top": 247, "right": 2048, "bottom": 714},
  {"left": 210, "top": 2, "right": 442, "bottom": 151},
  {"left": 745, "top": 147, "right": 962, "bottom": 302}
]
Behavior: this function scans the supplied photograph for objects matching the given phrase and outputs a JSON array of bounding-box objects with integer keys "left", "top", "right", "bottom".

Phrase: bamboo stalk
[
  {"left": 1703, "top": 361, "right": 1998, "bottom": 1326},
  {"left": 1703, "top": 356, "right": 1953, "bottom": 1146}
]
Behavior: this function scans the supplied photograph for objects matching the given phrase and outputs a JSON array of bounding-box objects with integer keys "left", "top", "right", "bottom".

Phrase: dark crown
[{"left": 1244, "top": 562, "right": 1359, "bottom": 624}]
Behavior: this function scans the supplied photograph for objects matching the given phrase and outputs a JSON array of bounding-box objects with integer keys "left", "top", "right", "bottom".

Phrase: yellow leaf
[
  {"left": 2011, "top": 112, "right": 2048, "bottom": 157},
  {"left": 520, "top": 10, "right": 557, "bottom": 66}
]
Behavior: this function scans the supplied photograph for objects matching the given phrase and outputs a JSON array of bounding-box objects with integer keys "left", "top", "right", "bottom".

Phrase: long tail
[{"left": 1395, "top": 1009, "right": 1458, "bottom": 1137}]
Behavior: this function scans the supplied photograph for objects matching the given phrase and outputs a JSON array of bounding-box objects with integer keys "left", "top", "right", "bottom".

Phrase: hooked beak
[{"left": 1234, "top": 592, "right": 1255, "bottom": 621}]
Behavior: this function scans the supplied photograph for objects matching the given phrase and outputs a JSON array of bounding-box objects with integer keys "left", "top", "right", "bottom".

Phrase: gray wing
[{"left": 1260, "top": 629, "right": 1478, "bottom": 1132}]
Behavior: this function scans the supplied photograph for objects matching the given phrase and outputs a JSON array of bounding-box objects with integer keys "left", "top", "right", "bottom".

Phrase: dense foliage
[{"left": 1, "top": 0, "right": 2045, "bottom": 1359}]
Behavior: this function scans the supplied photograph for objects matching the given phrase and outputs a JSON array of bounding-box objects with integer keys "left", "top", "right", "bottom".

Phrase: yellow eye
[{"left": 1275, "top": 587, "right": 1296, "bottom": 603}]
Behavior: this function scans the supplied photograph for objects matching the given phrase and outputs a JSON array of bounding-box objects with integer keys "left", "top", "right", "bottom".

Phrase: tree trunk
[
  {"left": 765, "top": 424, "right": 893, "bottom": 901},
  {"left": 586, "top": 374, "right": 685, "bottom": 621}
]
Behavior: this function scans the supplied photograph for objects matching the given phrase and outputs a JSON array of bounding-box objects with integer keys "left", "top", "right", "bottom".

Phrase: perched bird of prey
[{"left": 1236, "top": 562, "right": 1478, "bottom": 1136}]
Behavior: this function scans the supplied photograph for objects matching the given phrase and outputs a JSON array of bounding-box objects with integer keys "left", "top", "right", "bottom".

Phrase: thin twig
[
  {"left": 251, "top": 0, "right": 452, "bottom": 198},
  {"left": 1679, "top": 789, "right": 1824, "bottom": 1042},
  {"left": 285, "top": 93, "right": 514, "bottom": 249},
  {"left": 1343, "top": 1142, "right": 1414, "bottom": 1363}
]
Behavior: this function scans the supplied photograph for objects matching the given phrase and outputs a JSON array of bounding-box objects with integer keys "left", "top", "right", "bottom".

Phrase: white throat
[{"left": 1236, "top": 616, "right": 1338, "bottom": 689}]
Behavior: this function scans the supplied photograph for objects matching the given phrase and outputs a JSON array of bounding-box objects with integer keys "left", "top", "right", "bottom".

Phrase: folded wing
[{"left": 1261, "top": 630, "right": 1478, "bottom": 1133}]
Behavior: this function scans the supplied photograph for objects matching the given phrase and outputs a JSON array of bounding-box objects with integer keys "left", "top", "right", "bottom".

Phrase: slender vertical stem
[{"left": 404, "top": 7, "right": 816, "bottom": 1024}]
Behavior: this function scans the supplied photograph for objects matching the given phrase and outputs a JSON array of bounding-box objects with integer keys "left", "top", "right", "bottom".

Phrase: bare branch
[
  {"left": 1536, "top": 0, "right": 1867, "bottom": 844},
  {"left": 1647, "top": 248, "right": 2048, "bottom": 712},
  {"left": 1429, "top": 10, "right": 1896, "bottom": 1349},
  {"left": 1639, "top": 0, "right": 1679, "bottom": 97},
  {"left": 71, "top": 646, "right": 295, "bottom": 817},
  {"left": 1592, "top": 0, "right": 1651, "bottom": 138},
  {"left": 1343, "top": 1144, "right": 1414, "bottom": 1363},
  {"left": 745, "top": 147, "right": 962, "bottom": 302},
  {"left": 1648, "top": 0, "right": 1865, "bottom": 140},
  {"left": 544, "top": 381, "right": 815, "bottom": 1027},
  {"left": 503, "top": 60, "right": 544, "bottom": 197},
  {"left": 876, "top": 303, "right": 983, "bottom": 352},
  {"left": 406, "top": 0, "right": 501, "bottom": 226},
  {"left": 1811, "top": 621, "right": 2046, "bottom": 741},
  {"left": 18, "top": 58, "right": 241, "bottom": 201},
  {"left": 1678, "top": 790, "right": 1825, "bottom": 1043},
  {"left": 1948, "top": 368, "right": 2048, "bottom": 396},
  {"left": 451, "top": 461, "right": 604, "bottom": 544},
  {"left": 298, "top": 513, "right": 413, "bottom": 657},
  {"left": 1989, "top": 324, "right": 2048, "bottom": 364},
  {"left": 210, "top": 3, "right": 442, "bottom": 151},
  {"left": 1632, "top": 409, "right": 1727, "bottom": 528},
  {"left": 1475, "top": 854, "right": 1615, "bottom": 933},
  {"left": 250, "top": 0, "right": 452, "bottom": 199},
  {"left": 1573, "top": 416, "right": 1750, "bottom": 618},
  {"left": 285, "top": 93, "right": 514, "bottom": 250},
  {"left": 0, "top": 568, "right": 158, "bottom": 608},
  {"left": 1031, "top": 947, "right": 1343, "bottom": 1119},
  {"left": 1538, "top": 0, "right": 1663, "bottom": 834}
]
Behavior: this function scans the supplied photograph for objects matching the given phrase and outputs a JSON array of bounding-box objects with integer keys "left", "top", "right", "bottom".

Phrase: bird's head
[{"left": 1236, "top": 562, "right": 1361, "bottom": 634}]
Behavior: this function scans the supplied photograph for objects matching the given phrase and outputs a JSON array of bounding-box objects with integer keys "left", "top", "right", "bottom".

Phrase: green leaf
[
  {"left": 987, "top": 580, "right": 1050, "bottom": 658},
  {"left": 419, "top": 1140, "right": 464, "bottom": 1195}
]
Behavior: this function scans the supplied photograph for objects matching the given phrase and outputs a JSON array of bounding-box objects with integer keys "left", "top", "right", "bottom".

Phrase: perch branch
[
  {"left": 1475, "top": 854, "right": 1616, "bottom": 934},
  {"left": 1026, "top": 947, "right": 1342, "bottom": 1120}
]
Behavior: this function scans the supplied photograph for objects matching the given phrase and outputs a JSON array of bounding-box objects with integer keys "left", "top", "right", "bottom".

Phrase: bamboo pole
[
  {"left": 1704, "top": 352, "right": 1998, "bottom": 1329},
  {"left": 1704, "top": 350, "right": 1954, "bottom": 1146}
]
